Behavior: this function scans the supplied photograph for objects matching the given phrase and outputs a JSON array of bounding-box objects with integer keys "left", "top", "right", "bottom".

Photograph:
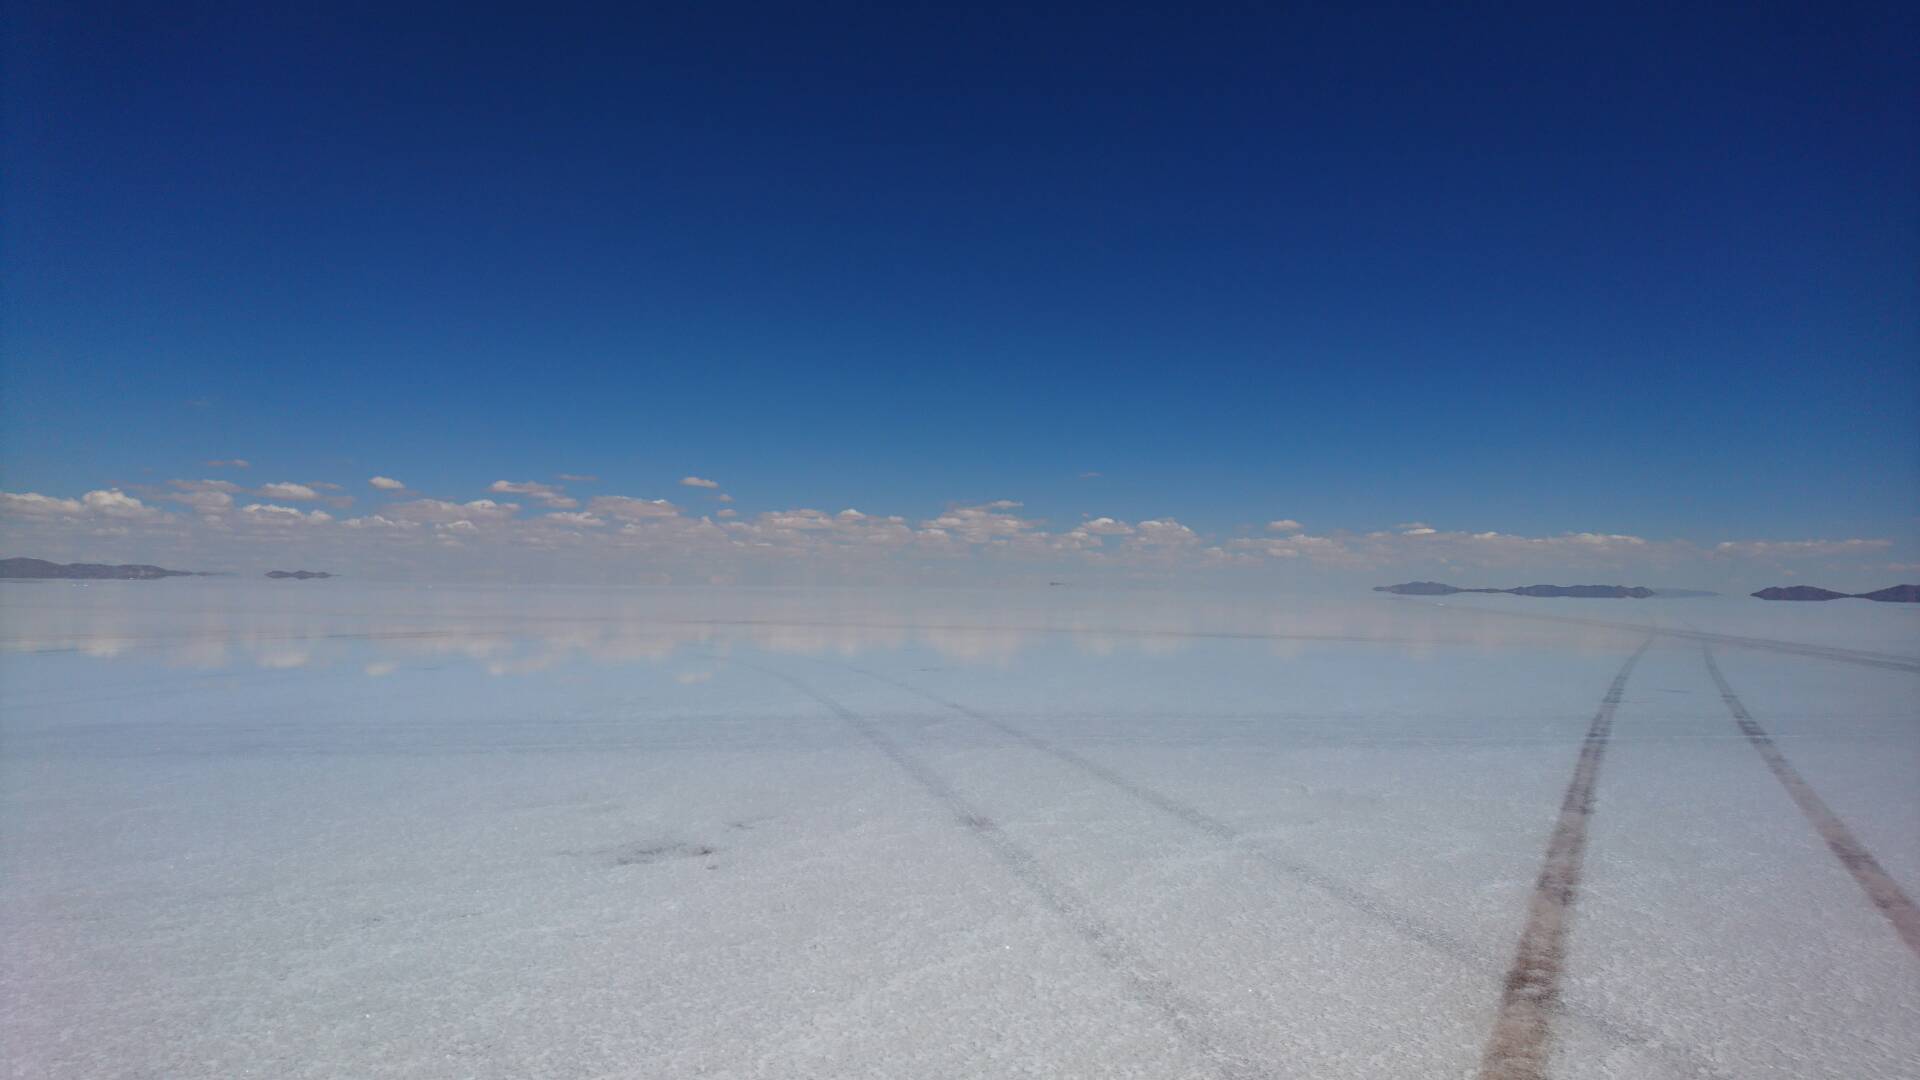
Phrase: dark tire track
[
  {"left": 735, "top": 659, "right": 1270, "bottom": 1080},
  {"left": 1702, "top": 646, "right": 1920, "bottom": 959},
  {"left": 819, "top": 652, "right": 1730, "bottom": 1079},
  {"left": 1477, "top": 639, "right": 1650, "bottom": 1080}
]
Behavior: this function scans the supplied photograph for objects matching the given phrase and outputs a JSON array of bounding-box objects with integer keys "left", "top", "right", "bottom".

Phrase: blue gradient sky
[{"left": 2, "top": 4, "right": 1915, "bottom": 579}]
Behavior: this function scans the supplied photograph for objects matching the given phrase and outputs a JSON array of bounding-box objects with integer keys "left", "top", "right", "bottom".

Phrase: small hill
[
  {"left": 1507, "top": 584, "right": 1656, "bottom": 598},
  {"left": 1, "top": 557, "right": 200, "bottom": 580},
  {"left": 1751, "top": 586, "right": 1849, "bottom": 601},
  {"left": 265, "top": 570, "right": 334, "bottom": 580},
  {"left": 1752, "top": 584, "right": 1920, "bottom": 602}
]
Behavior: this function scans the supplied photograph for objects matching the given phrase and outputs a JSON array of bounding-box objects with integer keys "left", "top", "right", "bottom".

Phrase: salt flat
[{"left": 2, "top": 583, "right": 1915, "bottom": 1079}]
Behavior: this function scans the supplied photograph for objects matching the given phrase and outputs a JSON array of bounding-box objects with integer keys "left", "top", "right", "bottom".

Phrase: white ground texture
[{"left": 2, "top": 583, "right": 1915, "bottom": 1079}]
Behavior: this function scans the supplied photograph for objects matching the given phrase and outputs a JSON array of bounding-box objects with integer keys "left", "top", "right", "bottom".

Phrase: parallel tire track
[
  {"left": 822, "top": 653, "right": 1729, "bottom": 1079},
  {"left": 1702, "top": 647, "right": 1920, "bottom": 959},
  {"left": 1477, "top": 639, "right": 1650, "bottom": 1080},
  {"left": 737, "top": 660, "right": 1268, "bottom": 1080}
]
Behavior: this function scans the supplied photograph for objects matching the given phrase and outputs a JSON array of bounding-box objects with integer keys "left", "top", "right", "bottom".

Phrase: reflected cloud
[{"left": 0, "top": 581, "right": 1679, "bottom": 682}]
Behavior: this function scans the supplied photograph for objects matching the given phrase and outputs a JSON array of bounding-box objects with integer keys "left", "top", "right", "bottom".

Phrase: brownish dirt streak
[
  {"left": 1702, "top": 647, "right": 1920, "bottom": 959},
  {"left": 1477, "top": 640, "right": 1650, "bottom": 1080}
]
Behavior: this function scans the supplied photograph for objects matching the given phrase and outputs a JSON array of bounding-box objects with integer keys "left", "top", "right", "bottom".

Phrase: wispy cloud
[
  {"left": 240, "top": 503, "right": 332, "bottom": 524},
  {"left": 166, "top": 479, "right": 239, "bottom": 513},
  {"left": 679, "top": 476, "right": 721, "bottom": 489},
  {"left": 587, "top": 495, "right": 679, "bottom": 521},
  {"left": 1713, "top": 538, "right": 1892, "bottom": 558},
  {"left": 204, "top": 459, "right": 250, "bottom": 469},
  {"left": 490, "top": 480, "right": 577, "bottom": 509},
  {"left": 257, "top": 482, "right": 320, "bottom": 501},
  {"left": 369, "top": 476, "right": 405, "bottom": 491}
]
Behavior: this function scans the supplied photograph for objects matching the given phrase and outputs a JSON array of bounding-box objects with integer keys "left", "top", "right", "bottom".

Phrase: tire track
[
  {"left": 818, "top": 651, "right": 1729, "bottom": 1079},
  {"left": 1702, "top": 646, "right": 1920, "bottom": 959},
  {"left": 734, "top": 659, "right": 1270, "bottom": 1080},
  {"left": 1477, "top": 639, "right": 1650, "bottom": 1080}
]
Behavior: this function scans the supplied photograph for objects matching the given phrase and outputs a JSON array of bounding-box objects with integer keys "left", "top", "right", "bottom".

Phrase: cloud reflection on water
[{"left": 0, "top": 582, "right": 1667, "bottom": 681}]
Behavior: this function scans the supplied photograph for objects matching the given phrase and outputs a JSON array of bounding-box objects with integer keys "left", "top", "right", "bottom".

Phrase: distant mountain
[
  {"left": 1752, "top": 584, "right": 1920, "bottom": 603},
  {"left": 1507, "top": 584, "right": 1656, "bottom": 598},
  {"left": 1, "top": 557, "right": 202, "bottom": 580},
  {"left": 1373, "top": 581, "right": 1479, "bottom": 595},
  {"left": 1374, "top": 582, "right": 1656, "bottom": 598},
  {"left": 265, "top": 570, "right": 334, "bottom": 579},
  {"left": 1752, "top": 585, "right": 1852, "bottom": 601}
]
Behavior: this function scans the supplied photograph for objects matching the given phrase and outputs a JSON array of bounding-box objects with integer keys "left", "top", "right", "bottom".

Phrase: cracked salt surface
[{"left": 1, "top": 583, "right": 1915, "bottom": 1078}]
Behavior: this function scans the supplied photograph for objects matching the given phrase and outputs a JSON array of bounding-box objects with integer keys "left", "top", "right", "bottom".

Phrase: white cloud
[
  {"left": 204, "top": 459, "right": 250, "bottom": 469},
  {"left": 758, "top": 509, "right": 838, "bottom": 530},
  {"left": 369, "top": 476, "right": 405, "bottom": 491},
  {"left": 587, "top": 495, "right": 680, "bottom": 521},
  {"left": 679, "top": 476, "right": 721, "bottom": 489},
  {"left": 556, "top": 473, "right": 597, "bottom": 483},
  {"left": 369, "top": 498, "right": 522, "bottom": 526},
  {"left": 490, "top": 480, "right": 577, "bottom": 509},
  {"left": 922, "top": 502, "right": 1035, "bottom": 543},
  {"left": 10, "top": 463, "right": 1912, "bottom": 589},
  {"left": 1131, "top": 519, "right": 1200, "bottom": 545},
  {"left": 543, "top": 511, "right": 605, "bottom": 527},
  {"left": 257, "top": 482, "right": 319, "bottom": 501},
  {"left": 341, "top": 514, "right": 420, "bottom": 530},
  {"left": 2, "top": 489, "right": 167, "bottom": 522},
  {"left": 1, "top": 491, "right": 84, "bottom": 516},
  {"left": 83, "top": 490, "right": 166, "bottom": 520},
  {"left": 166, "top": 479, "right": 238, "bottom": 513},
  {"left": 1713, "top": 538, "right": 1891, "bottom": 558},
  {"left": 240, "top": 503, "right": 332, "bottom": 524}
]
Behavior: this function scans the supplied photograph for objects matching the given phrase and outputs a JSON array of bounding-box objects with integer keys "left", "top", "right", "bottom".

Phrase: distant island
[
  {"left": 1, "top": 557, "right": 205, "bottom": 580},
  {"left": 1753, "top": 584, "right": 1919, "bottom": 603},
  {"left": 266, "top": 570, "right": 334, "bottom": 579},
  {"left": 1374, "top": 581, "right": 1671, "bottom": 599}
]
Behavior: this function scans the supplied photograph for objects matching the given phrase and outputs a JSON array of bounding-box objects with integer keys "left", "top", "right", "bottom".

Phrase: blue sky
[{"left": 2, "top": 4, "right": 1915, "bottom": 584}]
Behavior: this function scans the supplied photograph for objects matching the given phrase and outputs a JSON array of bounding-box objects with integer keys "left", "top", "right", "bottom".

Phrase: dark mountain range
[
  {"left": 265, "top": 570, "right": 334, "bottom": 579},
  {"left": 1, "top": 557, "right": 202, "bottom": 580},
  {"left": 1752, "top": 584, "right": 1920, "bottom": 602},
  {"left": 1374, "top": 582, "right": 1656, "bottom": 598}
]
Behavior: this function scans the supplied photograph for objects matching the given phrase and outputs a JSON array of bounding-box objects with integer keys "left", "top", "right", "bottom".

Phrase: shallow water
[{"left": 3, "top": 582, "right": 1915, "bottom": 1079}]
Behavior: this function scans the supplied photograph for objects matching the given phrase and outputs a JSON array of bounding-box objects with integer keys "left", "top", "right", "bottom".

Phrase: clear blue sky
[{"left": 4, "top": 3, "right": 1915, "bottom": 547}]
